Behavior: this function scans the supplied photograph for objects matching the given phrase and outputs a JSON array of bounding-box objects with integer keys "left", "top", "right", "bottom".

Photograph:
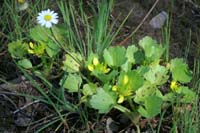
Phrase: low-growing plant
[{"left": 7, "top": 0, "right": 197, "bottom": 132}]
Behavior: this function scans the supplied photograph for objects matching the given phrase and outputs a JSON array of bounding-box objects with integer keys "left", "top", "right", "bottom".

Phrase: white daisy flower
[{"left": 37, "top": 9, "right": 59, "bottom": 28}]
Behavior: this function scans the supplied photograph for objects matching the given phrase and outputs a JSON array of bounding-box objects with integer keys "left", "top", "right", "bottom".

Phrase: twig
[
  {"left": 13, "top": 99, "right": 40, "bottom": 114},
  {"left": 118, "top": 0, "right": 160, "bottom": 46}
]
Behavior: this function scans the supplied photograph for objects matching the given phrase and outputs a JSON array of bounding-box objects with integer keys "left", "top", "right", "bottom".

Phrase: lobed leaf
[
  {"left": 17, "top": 59, "right": 32, "bottom": 69},
  {"left": 170, "top": 58, "right": 192, "bottom": 83},
  {"left": 138, "top": 96, "right": 162, "bottom": 118},
  {"left": 61, "top": 74, "right": 82, "bottom": 92},
  {"left": 139, "top": 36, "right": 164, "bottom": 62},
  {"left": 8, "top": 40, "right": 28, "bottom": 59},
  {"left": 103, "top": 46, "right": 127, "bottom": 67},
  {"left": 90, "top": 87, "right": 117, "bottom": 113}
]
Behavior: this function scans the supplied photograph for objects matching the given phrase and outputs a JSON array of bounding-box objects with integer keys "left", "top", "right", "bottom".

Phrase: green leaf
[
  {"left": 138, "top": 96, "right": 162, "bottom": 118},
  {"left": 8, "top": 40, "right": 28, "bottom": 59},
  {"left": 46, "top": 41, "right": 60, "bottom": 57},
  {"left": 85, "top": 53, "right": 99, "bottom": 67},
  {"left": 51, "top": 25, "right": 68, "bottom": 44},
  {"left": 30, "top": 26, "right": 50, "bottom": 42},
  {"left": 118, "top": 70, "right": 144, "bottom": 95},
  {"left": 133, "top": 50, "right": 145, "bottom": 64},
  {"left": 92, "top": 70, "right": 118, "bottom": 83},
  {"left": 170, "top": 58, "right": 192, "bottom": 83},
  {"left": 82, "top": 83, "right": 97, "bottom": 96},
  {"left": 139, "top": 36, "right": 164, "bottom": 61},
  {"left": 120, "top": 61, "right": 132, "bottom": 72},
  {"left": 134, "top": 82, "right": 163, "bottom": 104},
  {"left": 136, "top": 66, "right": 149, "bottom": 76},
  {"left": 144, "top": 64, "right": 169, "bottom": 85},
  {"left": 30, "top": 25, "right": 68, "bottom": 47},
  {"left": 90, "top": 87, "right": 116, "bottom": 113},
  {"left": 162, "top": 93, "right": 175, "bottom": 102},
  {"left": 179, "top": 86, "right": 196, "bottom": 103},
  {"left": 61, "top": 74, "right": 82, "bottom": 92},
  {"left": 62, "top": 52, "right": 82, "bottom": 73},
  {"left": 103, "top": 46, "right": 127, "bottom": 67},
  {"left": 17, "top": 59, "right": 32, "bottom": 69},
  {"left": 126, "top": 45, "right": 138, "bottom": 64},
  {"left": 128, "top": 71, "right": 144, "bottom": 91}
]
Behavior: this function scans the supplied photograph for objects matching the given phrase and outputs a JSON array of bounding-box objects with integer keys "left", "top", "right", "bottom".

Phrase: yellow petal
[
  {"left": 88, "top": 64, "right": 94, "bottom": 71},
  {"left": 123, "top": 75, "right": 129, "bottom": 85},
  {"left": 117, "top": 95, "right": 124, "bottom": 104},
  {"left": 18, "top": 0, "right": 25, "bottom": 4},
  {"left": 112, "top": 85, "right": 118, "bottom": 91},
  {"left": 93, "top": 57, "right": 99, "bottom": 66},
  {"left": 103, "top": 67, "right": 110, "bottom": 73},
  {"left": 28, "top": 49, "right": 34, "bottom": 54},
  {"left": 170, "top": 81, "right": 178, "bottom": 91},
  {"left": 124, "top": 88, "right": 132, "bottom": 96},
  {"left": 29, "top": 42, "right": 34, "bottom": 49}
]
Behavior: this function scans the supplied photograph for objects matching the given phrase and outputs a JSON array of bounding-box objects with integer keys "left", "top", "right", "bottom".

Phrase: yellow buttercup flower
[
  {"left": 117, "top": 95, "right": 124, "bottom": 103},
  {"left": 27, "top": 42, "right": 46, "bottom": 56},
  {"left": 170, "top": 81, "right": 179, "bottom": 91}
]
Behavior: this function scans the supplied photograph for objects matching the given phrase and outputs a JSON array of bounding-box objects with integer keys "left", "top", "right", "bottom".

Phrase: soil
[
  {"left": 0, "top": 0, "right": 199, "bottom": 132},
  {"left": 113, "top": 0, "right": 199, "bottom": 61}
]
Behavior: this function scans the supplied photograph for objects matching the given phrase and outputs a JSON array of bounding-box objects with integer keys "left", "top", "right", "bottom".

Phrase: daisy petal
[{"left": 36, "top": 9, "right": 59, "bottom": 28}]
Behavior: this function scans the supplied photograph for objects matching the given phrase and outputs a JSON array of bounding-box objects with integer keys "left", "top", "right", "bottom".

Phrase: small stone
[
  {"left": 106, "top": 117, "right": 119, "bottom": 133},
  {"left": 14, "top": 117, "right": 31, "bottom": 127},
  {"left": 149, "top": 11, "right": 168, "bottom": 29}
]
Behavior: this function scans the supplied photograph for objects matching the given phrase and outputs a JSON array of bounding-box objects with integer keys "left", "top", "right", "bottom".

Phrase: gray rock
[{"left": 149, "top": 11, "right": 168, "bottom": 29}]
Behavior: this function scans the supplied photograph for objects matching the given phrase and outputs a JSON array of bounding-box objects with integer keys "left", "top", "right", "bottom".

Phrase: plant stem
[
  {"left": 136, "top": 125, "right": 141, "bottom": 133},
  {"left": 50, "top": 28, "right": 82, "bottom": 65},
  {"left": 113, "top": 104, "right": 140, "bottom": 125}
]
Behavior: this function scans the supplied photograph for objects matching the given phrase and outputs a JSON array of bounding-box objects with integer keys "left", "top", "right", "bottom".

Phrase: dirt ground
[{"left": 113, "top": 0, "right": 199, "bottom": 61}]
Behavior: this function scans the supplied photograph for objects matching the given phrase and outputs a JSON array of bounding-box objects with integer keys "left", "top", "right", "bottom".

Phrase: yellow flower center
[
  {"left": 44, "top": 15, "right": 52, "bottom": 21},
  {"left": 18, "top": 0, "right": 25, "bottom": 4}
]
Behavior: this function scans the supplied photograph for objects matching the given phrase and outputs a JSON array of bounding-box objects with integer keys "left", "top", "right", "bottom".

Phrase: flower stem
[{"left": 50, "top": 28, "right": 82, "bottom": 65}]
